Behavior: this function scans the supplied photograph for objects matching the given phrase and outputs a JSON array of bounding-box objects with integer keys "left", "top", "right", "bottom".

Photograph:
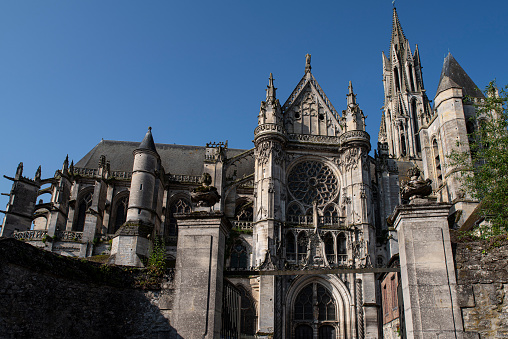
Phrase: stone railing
[
  {"left": 288, "top": 134, "right": 340, "bottom": 145},
  {"left": 72, "top": 167, "right": 133, "bottom": 180},
  {"left": 339, "top": 130, "right": 370, "bottom": 144},
  {"left": 286, "top": 215, "right": 345, "bottom": 227},
  {"left": 168, "top": 174, "right": 201, "bottom": 184},
  {"left": 231, "top": 220, "right": 253, "bottom": 231},
  {"left": 56, "top": 231, "right": 83, "bottom": 241},
  {"left": 111, "top": 171, "right": 132, "bottom": 179},
  {"left": 12, "top": 230, "right": 47, "bottom": 241},
  {"left": 73, "top": 168, "right": 98, "bottom": 177}
]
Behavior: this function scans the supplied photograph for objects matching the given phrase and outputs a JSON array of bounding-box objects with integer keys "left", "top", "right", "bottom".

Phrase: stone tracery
[{"left": 288, "top": 160, "right": 339, "bottom": 207}]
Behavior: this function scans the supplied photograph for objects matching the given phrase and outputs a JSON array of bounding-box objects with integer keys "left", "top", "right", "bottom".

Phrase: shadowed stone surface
[{"left": 0, "top": 238, "right": 176, "bottom": 339}]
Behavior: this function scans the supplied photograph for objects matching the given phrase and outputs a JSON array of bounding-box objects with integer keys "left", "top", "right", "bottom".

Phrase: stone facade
[
  {"left": 0, "top": 7, "right": 497, "bottom": 339},
  {"left": 455, "top": 239, "right": 508, "bottom": 338}
]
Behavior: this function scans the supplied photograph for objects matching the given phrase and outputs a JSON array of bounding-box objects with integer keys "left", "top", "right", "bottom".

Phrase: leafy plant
[
  {"left": 449, "top": 81, "right": 508, "bottom": 238},
  {"left": 147, "top": 235, "right": 167, "bottom": 276}
]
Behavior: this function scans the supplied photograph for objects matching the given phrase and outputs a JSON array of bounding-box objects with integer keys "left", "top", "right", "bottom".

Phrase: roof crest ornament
[{"left": 305, "top": 53, "right": 311, "bottom": 73}]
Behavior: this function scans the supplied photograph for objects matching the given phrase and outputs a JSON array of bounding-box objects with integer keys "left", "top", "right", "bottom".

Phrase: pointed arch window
[
  {"left": 394, "top": 67, "right": 401, "bottom": 92},
  {"left": 323, "top": 205, "right": 338, "bottom": 225},
  {"left": 411, "top": 99, "right": 421, "bottom": 154},
  {"left": 230, "top": 240, "right": 248, "bottom": 269},
  {"left": 337, "top": 233, "right": 347, "bottom": 265},
  {"left": 75, "top": 191, "right": 93, "bottom": 232},
  {"left": 237, "top": 285, "right": 257, "bottom": 336},
  {"left": 166, "top": 198, "right": 191, "bottom": 237},
  {"left": 297, "top": 232, "right": 308, "bottom": 263},
  {"left": 408, "top": 64, "right": 416, "bottom": 92},
  {"left": 235, "top": 202, "right": 253, "bottom": 221},
  {"left": 111, "top": 196, "right": 128, "bottom": 233},
  {"left": 323, "top": 232, "right": 335, "bottom": 265},
  {"left": 293, "top": 282, "right": 337, "bottom": 338},
  {"left": 433, "top": 139, "right": 443, "bottom": 186}
]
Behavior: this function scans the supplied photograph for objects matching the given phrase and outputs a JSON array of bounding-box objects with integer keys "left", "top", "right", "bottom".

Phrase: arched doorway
[{"left": 292, "top": 282, "right": 338, "bottom": 338}]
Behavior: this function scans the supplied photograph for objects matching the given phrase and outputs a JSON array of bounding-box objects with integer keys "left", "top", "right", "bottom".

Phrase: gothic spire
[
  {"left": 390, "top": 7, "right": 407, "bottom": 52},
  {"left": 266, "top": 73, "right": 277, "bottom": 103},
  {"left": 347, "top": 81, "right": 357, "bottom": 106}
]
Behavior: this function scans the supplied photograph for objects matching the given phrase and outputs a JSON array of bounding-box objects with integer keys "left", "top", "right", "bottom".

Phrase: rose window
[{"left": 288, "top": 161, "right": 338, "bottom": 206}]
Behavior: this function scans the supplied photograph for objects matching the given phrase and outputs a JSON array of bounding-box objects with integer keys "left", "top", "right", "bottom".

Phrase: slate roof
[
  {"left": 137, "top": 128, "right": 157, "bottom": 153},
  {"left": 435, "top": 53, "right": 484, "bottom": 98},
  {"left": 75, "top": 140, "right": 250, "bottom": 176}
]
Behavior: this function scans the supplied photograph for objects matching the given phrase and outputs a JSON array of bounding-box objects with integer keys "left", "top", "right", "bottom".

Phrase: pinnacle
[{"left": 305, "top": 53, "right": 311, "bottom": 73}]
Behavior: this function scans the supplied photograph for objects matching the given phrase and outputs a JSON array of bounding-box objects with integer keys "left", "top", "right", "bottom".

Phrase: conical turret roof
[
  {"left": 137, "top": 127, "right": 158, "bottom": 153},
  {"left": 436, "top": 53, "right": 484, "bottom": 98}
]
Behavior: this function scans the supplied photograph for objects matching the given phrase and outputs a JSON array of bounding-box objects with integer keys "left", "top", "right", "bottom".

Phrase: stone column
[
  {"left": 171, "top": 211, "right": 231, "bottom": 339},
  {"left": 394, "top": 201, "right": 464, "bottom": 339}
]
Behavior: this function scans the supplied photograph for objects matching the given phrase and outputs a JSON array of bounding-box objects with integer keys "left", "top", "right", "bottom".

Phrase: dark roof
[
  {"left": 137, "top": 128, "right": 157, "bottom": 153},
  {"left": 435, "top": 53, "right": 484, "bottom": 98},
  {"left": 75, "top": 140, "right": 250, "bottom": 177}
]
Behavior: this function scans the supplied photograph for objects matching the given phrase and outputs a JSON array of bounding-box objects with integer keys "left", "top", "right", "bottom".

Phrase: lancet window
[
  {"left": 75, "top": 191, "right": 93, "bottom": 232},
  {"left": 111, "top": 196, "right": 128, "bottom": 234},
  {"left": 337, "top": 233, "right": 347, "bottom": 264},
  {"left": 230, "top": 241, "right": 248, "bottom": 269},
  {"left": 237, "top": 285, "right": 257, "bottom": 336},
  {"left": 433, "top": 139, "right": 443, "bottom": 186}
]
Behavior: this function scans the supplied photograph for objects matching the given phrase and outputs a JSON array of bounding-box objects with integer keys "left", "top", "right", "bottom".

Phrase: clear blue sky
[{"left": 1, "top": 0, "right": 507, "bottom": 209}]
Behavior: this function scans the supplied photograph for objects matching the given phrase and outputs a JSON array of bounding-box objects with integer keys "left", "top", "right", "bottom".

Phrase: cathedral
[{"left": 0, "top": 8, "right": 487, "bottom": 339}]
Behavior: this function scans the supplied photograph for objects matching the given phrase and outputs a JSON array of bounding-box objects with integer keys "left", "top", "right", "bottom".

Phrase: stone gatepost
[
  {"left": 393, "top": 201, "right": 465, "bottom": 338},
  {"left": 172, "top": 211, "right": 231, "bottom": 339}
]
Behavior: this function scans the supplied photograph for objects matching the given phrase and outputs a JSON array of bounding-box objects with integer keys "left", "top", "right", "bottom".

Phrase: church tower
[
  {"left": 380, "top": 7, "right": 431, "bottom": 160},
  {"left": 253, "top": 72, "right": 287, "bottom": 336},
  {"left": 110, "top": 127, "right": 164, "bottom": 267}
]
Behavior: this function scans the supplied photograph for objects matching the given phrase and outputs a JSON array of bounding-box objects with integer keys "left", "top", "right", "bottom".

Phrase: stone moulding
[
  {"left": 338, "top": 130, "right": 370, "bottom": 145},
  {"left": 254, "top": 123, "right": 286, "bottom": 136},
  {"left": 287, "top": 133, "right": 340, "bottom": 145}
]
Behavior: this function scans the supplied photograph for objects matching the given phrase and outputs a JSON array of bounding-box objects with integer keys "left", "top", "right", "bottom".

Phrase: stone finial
[
  {"left": 305, "top": 53, "right": 311, "bottom": 73},
  {"left": 69, "top": 160, "right": 74, "bottom": 174},
  {"left": 347, "top": 81, "right": 357, "bottom": 106},
  {"left": 15, "top": 162, "right": 23, "bottom": 180},
  {"left": 35, "top": 166, "right": 41, "bottom": 181},
  {"left": 266, "top": 73, "right": 276, "bottom": 102},
  {"left": 62, "top": 155, "right": 69, "bottom": 172}
]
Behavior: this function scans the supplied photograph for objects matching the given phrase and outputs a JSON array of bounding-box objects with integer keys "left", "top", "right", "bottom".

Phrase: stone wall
[
  {"left": 0, "top": 238, "right": 176, "bottom": 339},
  {"left": 454, "top": 237, "right": 508, "bottom": 338}
]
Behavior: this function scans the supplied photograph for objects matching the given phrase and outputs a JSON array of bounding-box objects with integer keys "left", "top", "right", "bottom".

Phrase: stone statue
[
  {"left": 305, "top": 53, "right": 311, "bottom": 73},
  {"left": 190, "top": 172, "right": 221, "bottom": 207},
  {"left": 400, "top": 165, "right": 432, "bottom": 201}
]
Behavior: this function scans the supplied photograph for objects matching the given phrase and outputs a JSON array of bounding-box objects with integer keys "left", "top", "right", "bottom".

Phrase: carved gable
[{"left": 283, "top": 74, "right": 342, "bottom": 137}]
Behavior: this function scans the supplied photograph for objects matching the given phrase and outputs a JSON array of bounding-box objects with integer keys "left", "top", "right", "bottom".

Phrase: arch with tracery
[{"left": 286, "top": 275, "right": 354, "bottom": 339}]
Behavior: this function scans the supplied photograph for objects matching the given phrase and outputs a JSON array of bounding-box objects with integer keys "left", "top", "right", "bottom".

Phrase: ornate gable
[{"left": 282, "top": 72, "right": 342, "bottom": 137}]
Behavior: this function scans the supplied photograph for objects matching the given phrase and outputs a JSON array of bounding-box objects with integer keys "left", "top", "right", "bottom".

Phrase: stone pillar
[
  {"left": 172, "top": 211, "right": 231, "bottom": 339},
  {"left": 394, "top": 202, "right": 464, "bottom": 339}
]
